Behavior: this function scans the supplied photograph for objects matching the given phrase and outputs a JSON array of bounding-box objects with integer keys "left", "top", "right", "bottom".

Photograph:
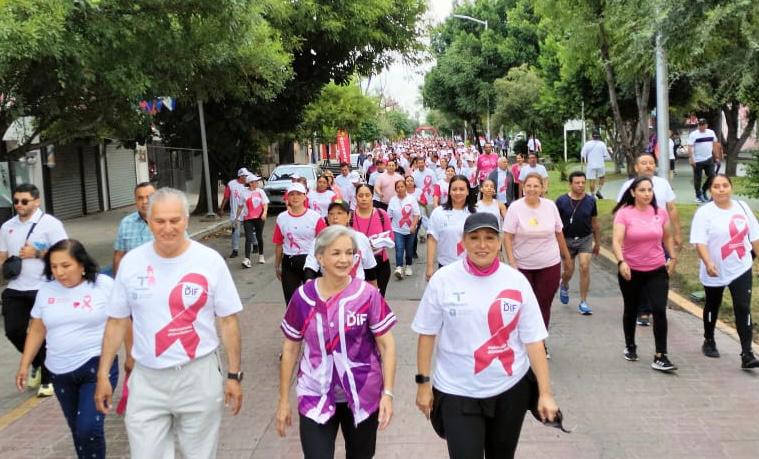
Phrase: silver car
[{"left": 264, "top": 164, "right": 322, "bottom": 208}]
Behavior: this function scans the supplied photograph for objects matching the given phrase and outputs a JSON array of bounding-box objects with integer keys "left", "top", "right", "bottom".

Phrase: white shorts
[{"left": 586, "top": 167, "right": 605, "bottom": 180}]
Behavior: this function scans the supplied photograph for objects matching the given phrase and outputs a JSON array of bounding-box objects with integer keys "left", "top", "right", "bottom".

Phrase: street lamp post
[{"left": 452, "top": 14, "right": 491, "bottom": 142}]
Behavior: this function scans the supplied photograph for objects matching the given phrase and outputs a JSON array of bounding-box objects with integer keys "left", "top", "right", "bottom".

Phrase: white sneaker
[
  {"left": 37, "top": 383, "right": 54, "bottom": 398},
  {"left": 27, "top": 367, "right": 41, "bottom": 389},
  {"left": 258, "top": 255, "right": 266, "bottom": 264},
  {"left": 241, "top": 258, "right": 252, "bottom": 268},
  {"left": 394, "top": 267, "right": 404, "bottom": 280},
  {"left": 404, "top": 266, "right": 413, "bottom": 277}
]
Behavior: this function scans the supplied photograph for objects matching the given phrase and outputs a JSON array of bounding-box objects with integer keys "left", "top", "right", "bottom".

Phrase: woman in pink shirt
[
  {"left": 503, "top": 173, "right": 570, "bottom": 356},
  {"left": 352, "top": 184, "right": 393, "bottom": 296},
  {"left": 511, "top": 153, "right": 524, "bottom": 197},
  {"left": 612, "top": 176, "right": 677, "bottom": 372}
]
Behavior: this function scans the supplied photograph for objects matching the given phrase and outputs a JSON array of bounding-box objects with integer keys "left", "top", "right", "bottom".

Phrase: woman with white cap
[
  {"left": 237, "top": 174, "right": 269, "bottom": 267},
  {"left": 413, "top": 212, "right": 560, "bottom": 458},
  {"left": 273, "top": 183, "right": 327, "bottom": 306}
]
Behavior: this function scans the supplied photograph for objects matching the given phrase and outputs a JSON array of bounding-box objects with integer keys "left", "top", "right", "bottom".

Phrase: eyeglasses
[{"left": 13, "top": 198, "right": 34, "bottom": 205}]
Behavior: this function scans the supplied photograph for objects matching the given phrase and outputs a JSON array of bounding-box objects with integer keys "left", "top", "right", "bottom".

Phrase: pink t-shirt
[
  {"left": 613, "top": 206, "right": 670, "bottom": 271},
  {"left": 374, "top": 172, "right": 404, "bottom": 204},
  {"left": 351, "top": 209, "right": 393, "bottom": 261},
  {"left": 477, "top": 153, "right": 499, "bottom": 182},
  {"left": 502, "top": 198, "right": 563, "bottom": 270},
  {"left": 511, "top": 164, "right": 522, "bottom": 184}
]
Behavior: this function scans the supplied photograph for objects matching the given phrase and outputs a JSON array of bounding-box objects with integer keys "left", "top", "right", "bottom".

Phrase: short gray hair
[
  {"left": 313, "top": 226, "right": 357, "bottom": 257},
  {"left": 148, "top": 187, "right": 190, "bottom": 218}
]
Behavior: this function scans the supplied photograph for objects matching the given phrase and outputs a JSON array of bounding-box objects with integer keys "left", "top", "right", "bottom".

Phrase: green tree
[
  {"left": 300, "top": 81, "right": 378, "bottom": 143},
  {"left": 493, "top": 64, "right": 543, "bottom": 136}
]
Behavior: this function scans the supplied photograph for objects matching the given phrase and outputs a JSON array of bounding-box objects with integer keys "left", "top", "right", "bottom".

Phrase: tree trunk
[
  {"left": 192, "top": 159, "right": 220, "bottom": 216},
  {"left": 720, "top": 103, "right": 757, "bottom": 176}
]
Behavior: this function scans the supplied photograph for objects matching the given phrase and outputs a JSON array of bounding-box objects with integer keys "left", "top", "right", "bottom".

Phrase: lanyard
[{"left": 567, "top": 195, "right": 586, "bottom": 225}]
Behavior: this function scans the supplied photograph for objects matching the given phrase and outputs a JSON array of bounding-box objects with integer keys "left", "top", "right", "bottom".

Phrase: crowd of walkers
[{"left": 1, "top": 132, "right": 758, "bottom": 459}]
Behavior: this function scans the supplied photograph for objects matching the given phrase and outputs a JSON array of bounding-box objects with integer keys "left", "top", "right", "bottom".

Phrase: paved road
[{"left": 1, "top": 224, "right": 759, "bottom": 458}]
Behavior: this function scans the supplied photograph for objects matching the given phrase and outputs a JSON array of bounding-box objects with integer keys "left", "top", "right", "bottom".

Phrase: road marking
[{"left": 0, "top": 396, "right": 44, "bottom": 432}]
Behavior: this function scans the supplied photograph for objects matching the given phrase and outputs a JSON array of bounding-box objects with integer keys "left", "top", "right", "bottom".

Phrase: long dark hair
[
  {"left": 479, "top": 178, "right": 496, "bottom": 200},
  {"left": 443, "top": 174, "right": 477, "bottom": 213},
  {"left": 613, "top": 176, "right": 658, "bottom": 214},
  {"left": 43, "top": 239, "right": 99, "bottom": 283}
]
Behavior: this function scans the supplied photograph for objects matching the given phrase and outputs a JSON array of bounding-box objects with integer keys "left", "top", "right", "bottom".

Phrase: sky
[{"left": 365, "top": 0, "right": 453, "bottom": 122}]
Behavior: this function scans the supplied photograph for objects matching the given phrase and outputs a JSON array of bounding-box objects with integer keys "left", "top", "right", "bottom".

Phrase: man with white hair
[{"left": 95, "top": 188, "right": 243, "bottom": 458}]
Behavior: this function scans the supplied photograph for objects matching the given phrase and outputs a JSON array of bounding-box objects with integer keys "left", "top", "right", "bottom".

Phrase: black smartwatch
[
  {"left": 227, "top": 371, "right": 244, "bottom": 382},
  {"left": 415, "top": 374, "right": 430, "bottom": 384}
]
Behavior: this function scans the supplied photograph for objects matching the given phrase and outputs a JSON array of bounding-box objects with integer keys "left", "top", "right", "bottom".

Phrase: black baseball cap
[
  {"left": 463, "top": 212, "right": 500, "bottom": 234},
  {"left": 327, "top": 200, "right": 350, "bottom": 213},
  {"left": 698, "top": 118, "right": 707, "bottom": 125}
]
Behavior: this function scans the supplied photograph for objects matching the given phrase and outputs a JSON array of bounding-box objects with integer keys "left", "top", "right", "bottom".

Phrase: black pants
[
  {"left": 374, "top": 255, "right": 391, "bottom": 297},
  {"left": 434, "top": 374, "right": 531, "bottom": 459},
  {"left": 2, "top": 288, "right": 50, "bottom": 384},
  {"left": 412, "top": 220, "right": 421, "bottom": 257},
  {"left": 242, "top": 219, "right": 264, "bottom": 258},
  {"left": 281, "top": 254, "right": 307, "bottom": 306},
  {"left": 299, "top": 404, "right": 379, "bottom": 459},
  {"left": 693, "top": 158, "right": 715, "bottom": 198},
  {"left": 619, "top": 266, "right": 669, "bottom": 354},
  {"left": 704, "top": 268, "right": 754, "bottom": 354}
]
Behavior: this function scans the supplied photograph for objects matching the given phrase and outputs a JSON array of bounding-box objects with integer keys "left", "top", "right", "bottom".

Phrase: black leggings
[
  {"left": 1, "top": 289, "right": 50, "bottom": 384},
  {"left": 618, "top": 266, "right": 669, "bottom": 354},
  {"left": 434, "top": 373, "right": 531, "bottom": 459},
  {"left": 299, "top": 405, "right": 379, "bottom": 459},
  {"left": 281, "top": 254, "right": 307, "bottom": 306},
  {"left": 242, "top": 219, "right": 264, "bottom": 258},
  {"left": 693, "top": 158, "right": 715, "bottom": 197},
  {"left": 703, "top": 268, "right": 754, "bottom": 354},
  {"left": 374, "top": 255, "right": 391, "bottom": 297}
]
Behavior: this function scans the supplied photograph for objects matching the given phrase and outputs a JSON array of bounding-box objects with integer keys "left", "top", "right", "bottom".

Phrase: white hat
[
  {"left": 237, "top": 167, "right": 250, "bottom": 177},
  {"left": 287, "top": 183, "right": 307, "bottom": 194},
  {"left": 245, "top": 174, "right": 261, "bottom": 183}
]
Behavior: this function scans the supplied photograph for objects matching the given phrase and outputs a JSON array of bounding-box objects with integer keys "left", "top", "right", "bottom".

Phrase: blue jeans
[
  {"left": 394, "top": 232, "right": 415, "bottom": 267},
  {"left": 50, "top": 356, "right": 118, "bottom": 459}
]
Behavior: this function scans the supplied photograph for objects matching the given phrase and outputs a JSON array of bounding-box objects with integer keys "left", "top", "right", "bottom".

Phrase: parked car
[{"left": 264, "top": 164, "right": 322, "bottom": 208}]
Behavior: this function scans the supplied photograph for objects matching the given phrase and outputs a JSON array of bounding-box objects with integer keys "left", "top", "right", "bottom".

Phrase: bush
[{"left": 744, "top": 150, "right": 759, "bottom": 197}]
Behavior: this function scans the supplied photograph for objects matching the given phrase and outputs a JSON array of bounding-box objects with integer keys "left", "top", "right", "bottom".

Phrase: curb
[
  {"left": 597, "top": 246, "right": 759, "bottom": 353},
  {"left": 189, "top": 219, "right": 231, "bottom": 240}
]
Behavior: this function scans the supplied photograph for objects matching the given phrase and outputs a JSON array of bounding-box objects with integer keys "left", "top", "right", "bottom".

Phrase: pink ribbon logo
[
  {"left": 422, "top": 175, "right": 433, "bottom": 198},
  {"left": 286, "top": 232, "right": 302, "bottom": 251},
  {"left": 72, "top": 295, "right": 93, "bottom": 311},
  {"left": 499, "top": 180, "right": 507, "bottom": 194},
  {"left": 154, "top": 273, "right": 208, "bottom": 359},
  {"left": 457, "top": 240, "right": 465, "bottom": 256},
  {"left": 399, "top": 205, "right": 413, "bottom": 228},
  {"left": 473, "top": 290, "right": 522, "bottom": 375},
  {"left": 350, "top": 250, "right": 362, "bottom": 277},
  {"left": 721, "top": 215, "right": 749, "bottom": 260}
]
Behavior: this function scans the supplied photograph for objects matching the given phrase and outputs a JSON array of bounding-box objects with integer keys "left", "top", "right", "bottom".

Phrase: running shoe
[
  {"left": 404, "top": 266, "right": 413, "bottom": 277},
  {"left": 559, "top": 283, "right": 569, "bottom": 305},
  {"left": 595, "top": 191, "right": 604, "bottom": 200},
  {"left": 701, "top": 339, "right": 720, "bottom": 358},
  {"left": 578, "top": 301, "right": 593, "bottom": 315},
  {"left": 229, "top": 250, "right": 239, "bottom": 258},
  {"left": 241, "top": 258, "right": 252, "bottom": 268},
  {"left": 27, "top": 367, "right": 41, "bottom": 389},
  {"left": 651, "top": 354, "right": 677, "bottom": 372},
  {"left": 636, "top": 314, "right": 650, "bottom": 327},
  {"left": 258, "top": 255, "right": 266, "bottom": 264},
  {"left": 741, "top": 352, "right": 759, "bottom": 369},
  {"left": 695, "top": 196, "right": 705, "bottom": 204},
  {"left": 37, "top": 383, "right": 54, "bottom": 397},
  {"left": 624, "top": 346, "right": 638, "bottom": 361},
  {"left": 394, "top": 267, "right": 404, "bottom": 280}
]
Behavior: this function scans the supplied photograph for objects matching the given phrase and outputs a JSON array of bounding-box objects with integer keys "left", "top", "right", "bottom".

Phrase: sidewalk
[{"left": 1, "top": 227, "right": 759, "bottom": 457}]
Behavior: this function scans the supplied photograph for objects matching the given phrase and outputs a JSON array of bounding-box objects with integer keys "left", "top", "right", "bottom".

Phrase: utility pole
[
  {"left": 197, "top": 99, "right": 217, "bottom": 219},
  {"left": 655, "top": 7, "right": 670, "bottom": 180}
]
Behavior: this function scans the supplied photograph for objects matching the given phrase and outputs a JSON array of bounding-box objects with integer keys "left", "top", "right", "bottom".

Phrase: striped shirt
[
  {"left": 281, "top": 277, "right": 396, "bottom": 425},
  {"left": 113, "top": 212, "right": 153, "bottom": 252}
]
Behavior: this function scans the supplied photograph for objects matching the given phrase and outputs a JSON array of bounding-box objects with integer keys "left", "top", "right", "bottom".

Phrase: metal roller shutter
[
  {"left": 82, "top": 146, "right": 102, "bottom": 213},
  {"left": 106, "top": 144, "right": 137, "bottom": 208},
  {"left": 49, "top": 145, "right": 84, "bottom": 220}
]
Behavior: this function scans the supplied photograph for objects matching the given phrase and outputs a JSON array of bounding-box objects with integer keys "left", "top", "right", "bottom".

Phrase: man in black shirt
[{"left": 555, "top": 171, "right": 600, "bottom": 315}]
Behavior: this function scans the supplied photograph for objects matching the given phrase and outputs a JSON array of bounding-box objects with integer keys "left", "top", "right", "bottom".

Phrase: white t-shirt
[
  {"left": 688, "top": 128, "right": 718, "bottom": 162},
  {"left": 581, "top": 140, "right": 609, "bottom": 169},
  {"left": 690, "top": 200, "right": 759, "bottom": 287},
  {"left": 388, "top": 194, "right": 421, "bottom": 235},
  {"left": 616, "top": 175, "right": 676, "bottom": 207},
  {"left": 669, "top": 138, "right": 676, "bottom": 160},
  {"left": 307, "top": 189, "right": 337, "bottom": 218},
  {"left": 434, "top": 179, "right": 450, "bottom": 206},
  {"left": 412, "top": 260, "right": 547, "bottom": 397},
  {"left": 226, "top": 179, "right": 247, "bottom": 220},
  {"left": 413, "top": 168, "right": 438, "bottom": 206},
  {"left": 107, "top": 241, "right": 243, "bottom": 369},
  {"left": 518, "top": 164, "right": 548, "bottom": 182},
  {"left": 334, "top": 174, "right": 356, "bottom": 204},
  {"left": 427, "top": 207, "right": 472, "bottom": 266},
  {"left": 0, "top": 209, "right": 68, "bottom": 291},
  {"left": 304, "top": 230, "right": 377, "bottom": 279},
  {"left": 239, "top": 188, "right": 270, "bottom": 221},
  {"left": 273, "top": 209, "right": 326, "bottom": 256},
  {"left": 31, "top": 275, "right": 113, "bottom": 374}
]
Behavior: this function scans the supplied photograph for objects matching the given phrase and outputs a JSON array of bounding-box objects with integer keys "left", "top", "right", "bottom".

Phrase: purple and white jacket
[{"left": 281, "top": 277, "right": 396, "bottom": 425}]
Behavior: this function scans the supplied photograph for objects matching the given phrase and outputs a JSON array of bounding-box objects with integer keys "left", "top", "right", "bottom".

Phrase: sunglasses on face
[{"left": 13, "top": 198, "right": 34, "bottom": 205}]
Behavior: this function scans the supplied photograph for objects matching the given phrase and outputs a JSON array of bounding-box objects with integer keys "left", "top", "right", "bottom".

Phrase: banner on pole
[{"left": 336, "top": 130, "right": 351, "bottom": 164}]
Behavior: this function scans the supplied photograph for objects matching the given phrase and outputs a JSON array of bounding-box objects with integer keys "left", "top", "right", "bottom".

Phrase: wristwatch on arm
[
  {"left": 415, "top": 374, "right": 430, "bottom": 384},
  {"left": 227, "top": 371, "right": 244, "bottom": 382}
]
